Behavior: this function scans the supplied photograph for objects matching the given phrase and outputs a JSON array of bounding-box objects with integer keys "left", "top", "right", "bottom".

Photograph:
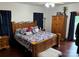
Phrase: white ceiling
[{"left": 19, "top": 2, "right": 78, "bottom": 6}]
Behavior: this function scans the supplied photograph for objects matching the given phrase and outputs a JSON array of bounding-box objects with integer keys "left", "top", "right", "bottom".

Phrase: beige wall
[
  {"left": 43, "top": 3, "right": 79, "bottom": 39},
  {"left": 0, "top": 2, "right": 44, "bottom": 22}
]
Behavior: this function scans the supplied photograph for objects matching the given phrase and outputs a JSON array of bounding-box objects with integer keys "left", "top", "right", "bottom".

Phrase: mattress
[{"left": 15, "top": 31, "right": 56, "bottom": 52}]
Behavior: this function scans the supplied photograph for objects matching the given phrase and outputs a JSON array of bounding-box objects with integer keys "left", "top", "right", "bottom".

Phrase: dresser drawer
[
  {"left": 0, "top": 42, "right": 2, "bottom": 45},
  {"left": 0, "top": 45, "right": 2, "bottom": 49},
  {"left": 0, "top": 36, "right": 10, "bottom": 49},
  {"left": 0, "top": 39, "right": 9, "bottom": 43},
  {"left": 0, "top": 39, "right": 3, "bottom": 41}
]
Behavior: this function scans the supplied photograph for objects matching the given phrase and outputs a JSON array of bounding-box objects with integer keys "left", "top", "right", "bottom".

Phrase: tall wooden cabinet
[{"left": 51, "top": 16, "right": 67, "bottom": 39}]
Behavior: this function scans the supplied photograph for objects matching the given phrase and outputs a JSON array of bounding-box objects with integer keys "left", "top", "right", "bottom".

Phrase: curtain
[
  {"left": 68, "top": 12, "right": 77, "bottom": 40},
  {"left": 0, "top": 10, "right": 15, "bottom": 45},
  {"left": 0, "top": 10, "right": 11, "bottom": 36},
  {"left": 0, "top": 14, "right": 2, "bottom": 35}
]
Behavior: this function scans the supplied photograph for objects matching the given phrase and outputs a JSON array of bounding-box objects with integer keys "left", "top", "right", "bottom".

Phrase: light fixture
[
  {"left": 45, "top": 2, "right": 55, "bottom": 8},
  {"left": 45, "top": 3, "right": 50, "bottom": 8},
  {"left": 50, "top": 3, "right": 55, "bottom": 7}
]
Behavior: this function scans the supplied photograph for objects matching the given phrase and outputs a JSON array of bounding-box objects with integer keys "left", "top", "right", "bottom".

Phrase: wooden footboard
[{"left": 31, "top": 35, "right": 57, "bottom": 57}]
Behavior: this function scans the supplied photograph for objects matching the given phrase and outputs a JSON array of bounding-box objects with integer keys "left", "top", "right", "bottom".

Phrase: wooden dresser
[
  {"left": 51, "top": 16, "right": 67, "bottom": 40},
  {"left": 0, "top": 36, "right": 10, "bottom": 49}
]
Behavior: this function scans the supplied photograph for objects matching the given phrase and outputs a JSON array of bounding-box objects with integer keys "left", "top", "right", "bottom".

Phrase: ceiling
[{"left": 19, "top": 2, "right": 78, "bottom": 6}]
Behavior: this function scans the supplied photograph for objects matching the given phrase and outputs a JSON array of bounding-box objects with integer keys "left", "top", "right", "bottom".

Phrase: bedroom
[{"left": 0, "top": 2, "right": 79, "bottom": 57}]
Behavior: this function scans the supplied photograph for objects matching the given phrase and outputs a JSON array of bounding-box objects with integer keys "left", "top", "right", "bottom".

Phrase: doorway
[
  {"left": 33, "top": 12, "right": 43, "bottom": 29},
  {"left": 74, "top": 16, "right": 79, "bottom": 40}
]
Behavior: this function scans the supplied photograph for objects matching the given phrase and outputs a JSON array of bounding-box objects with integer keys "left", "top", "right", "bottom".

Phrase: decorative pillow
[
  {"left": 35, "top": 27, "right": 39, "bottom": 32},
  {"left": 32, "top": 29, "right": 36, "bottom": 34},
  {"left": 16, "top": 28, "right": 22, "bottom": 33},
  {"left": 18, "top": 28, "right": 27, "bottom": 35},
  {"left": 34, "top": 26, "right": 39, "bottom": 32},
  {"left": 25, "top": 31, "right": 32, "bottom": 35},
  {"left": 32, "top": 26, "right": 39, "bottom": 34},
  {"left": 27, "top": 26, "right": 32, "bottom": 32},
  {"left": 20, "top": 29, "right": 25, "bottom": 35},
  {"left": 23, "top": 28, "right": 28, "bottom": 32}
]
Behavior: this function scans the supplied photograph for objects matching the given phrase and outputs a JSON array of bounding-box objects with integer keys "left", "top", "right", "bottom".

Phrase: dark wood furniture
[
  {"left": 51, "top": 16, "right": 67, "bottom": 40},
  {"left": 0, "top": 36, "right": 10, "bottom": 49}
]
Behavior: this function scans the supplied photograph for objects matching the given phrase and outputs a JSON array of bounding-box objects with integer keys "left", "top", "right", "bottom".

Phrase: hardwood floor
[
  {"left": 0, "top": 46, "right": 27, "bottom": 57},
  {"left": 0, "top": 43, "right": 32, "bottom": 57},
  {"left": 55, "top": 41, "right": 78, "bottom": 57},
  {"left": 0, "top": 41, "right": 78, "bottom": 57}
]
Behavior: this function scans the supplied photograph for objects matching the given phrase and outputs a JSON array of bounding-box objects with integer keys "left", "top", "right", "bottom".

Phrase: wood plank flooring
[
  {"left": 0, "top": 41, "right": 78, "bottom": 57},
  {"left": 55, "top": 41, "right": 78, "bottom": 57}
]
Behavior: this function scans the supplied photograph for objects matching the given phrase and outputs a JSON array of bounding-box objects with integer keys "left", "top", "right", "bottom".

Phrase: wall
[
  {"left": 43, "top": 3, "right": 79, "bottom": 39},
  {"left": 1, "top": 2, "right": 79, "bottom": 39},
  {"left": 0, "top": 2, "right": 44, "bottom": 22}
]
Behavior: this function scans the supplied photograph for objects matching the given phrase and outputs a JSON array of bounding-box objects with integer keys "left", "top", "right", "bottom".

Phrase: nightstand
[{"left": 0, "top": 36, "right": 10, "bottom": 49}]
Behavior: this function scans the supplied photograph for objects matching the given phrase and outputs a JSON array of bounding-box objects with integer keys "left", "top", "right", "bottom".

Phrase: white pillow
[
  {"left": 16, "top": 28, "right": 21, "bottom": 32},
  {"left": 34, "top": 26, "right": 39, "bottom": 32},
  {"left": 25, "top": 31, "right": 32, "bottom": 35},
  {"left": 32, "top": 26, "right": 39, "bottom": 34},
  {"left": 35, "top": 28, "right": 39, "bottom": 32},
  {"left": 19, "top": 28, "right": 27, "bottom": 34},
  {"left": 22, "top": 28, "right": 27, "bottom": 32},
  {"left": 16, "top": 28, "right": 22, "bottom": 33}
]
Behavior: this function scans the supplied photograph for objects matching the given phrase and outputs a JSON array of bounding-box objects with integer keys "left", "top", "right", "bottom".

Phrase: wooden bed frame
[{"left": 12, "top": 21, "right": 60, "bottom": 57}]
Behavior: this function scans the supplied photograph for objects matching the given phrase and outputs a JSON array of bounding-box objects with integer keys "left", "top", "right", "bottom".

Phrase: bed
[{"left": 12, "top": 21, "right": 60, "bottom": 57}]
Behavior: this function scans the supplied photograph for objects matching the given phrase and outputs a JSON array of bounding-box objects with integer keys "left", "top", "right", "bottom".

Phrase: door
[
  {"left": 52, "top": 16, "right": 58, "bottom": 33},
  {"left": 58, "top": 16, "right": 65, "bottom": 38},
  {"left": 33, "top": 13, "right": 43, "bottom": 29}
]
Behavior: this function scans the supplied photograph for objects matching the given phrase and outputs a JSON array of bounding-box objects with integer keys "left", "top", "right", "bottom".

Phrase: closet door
[
  {"left": 52, "top": 16, "right": 58, "bottom": 33},
  {"left": 58, "top": 16, "right": 65, "bottom": 38}
]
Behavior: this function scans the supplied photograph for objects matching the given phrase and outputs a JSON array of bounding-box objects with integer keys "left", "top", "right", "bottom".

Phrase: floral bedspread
[{"left": 15, "top": 31, "right": 56, "bottom": 52}]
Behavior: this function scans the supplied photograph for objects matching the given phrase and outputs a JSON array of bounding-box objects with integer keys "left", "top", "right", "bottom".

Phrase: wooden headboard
[{"left": 12, "top": 21, "right": 37, "bottom": 33}]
